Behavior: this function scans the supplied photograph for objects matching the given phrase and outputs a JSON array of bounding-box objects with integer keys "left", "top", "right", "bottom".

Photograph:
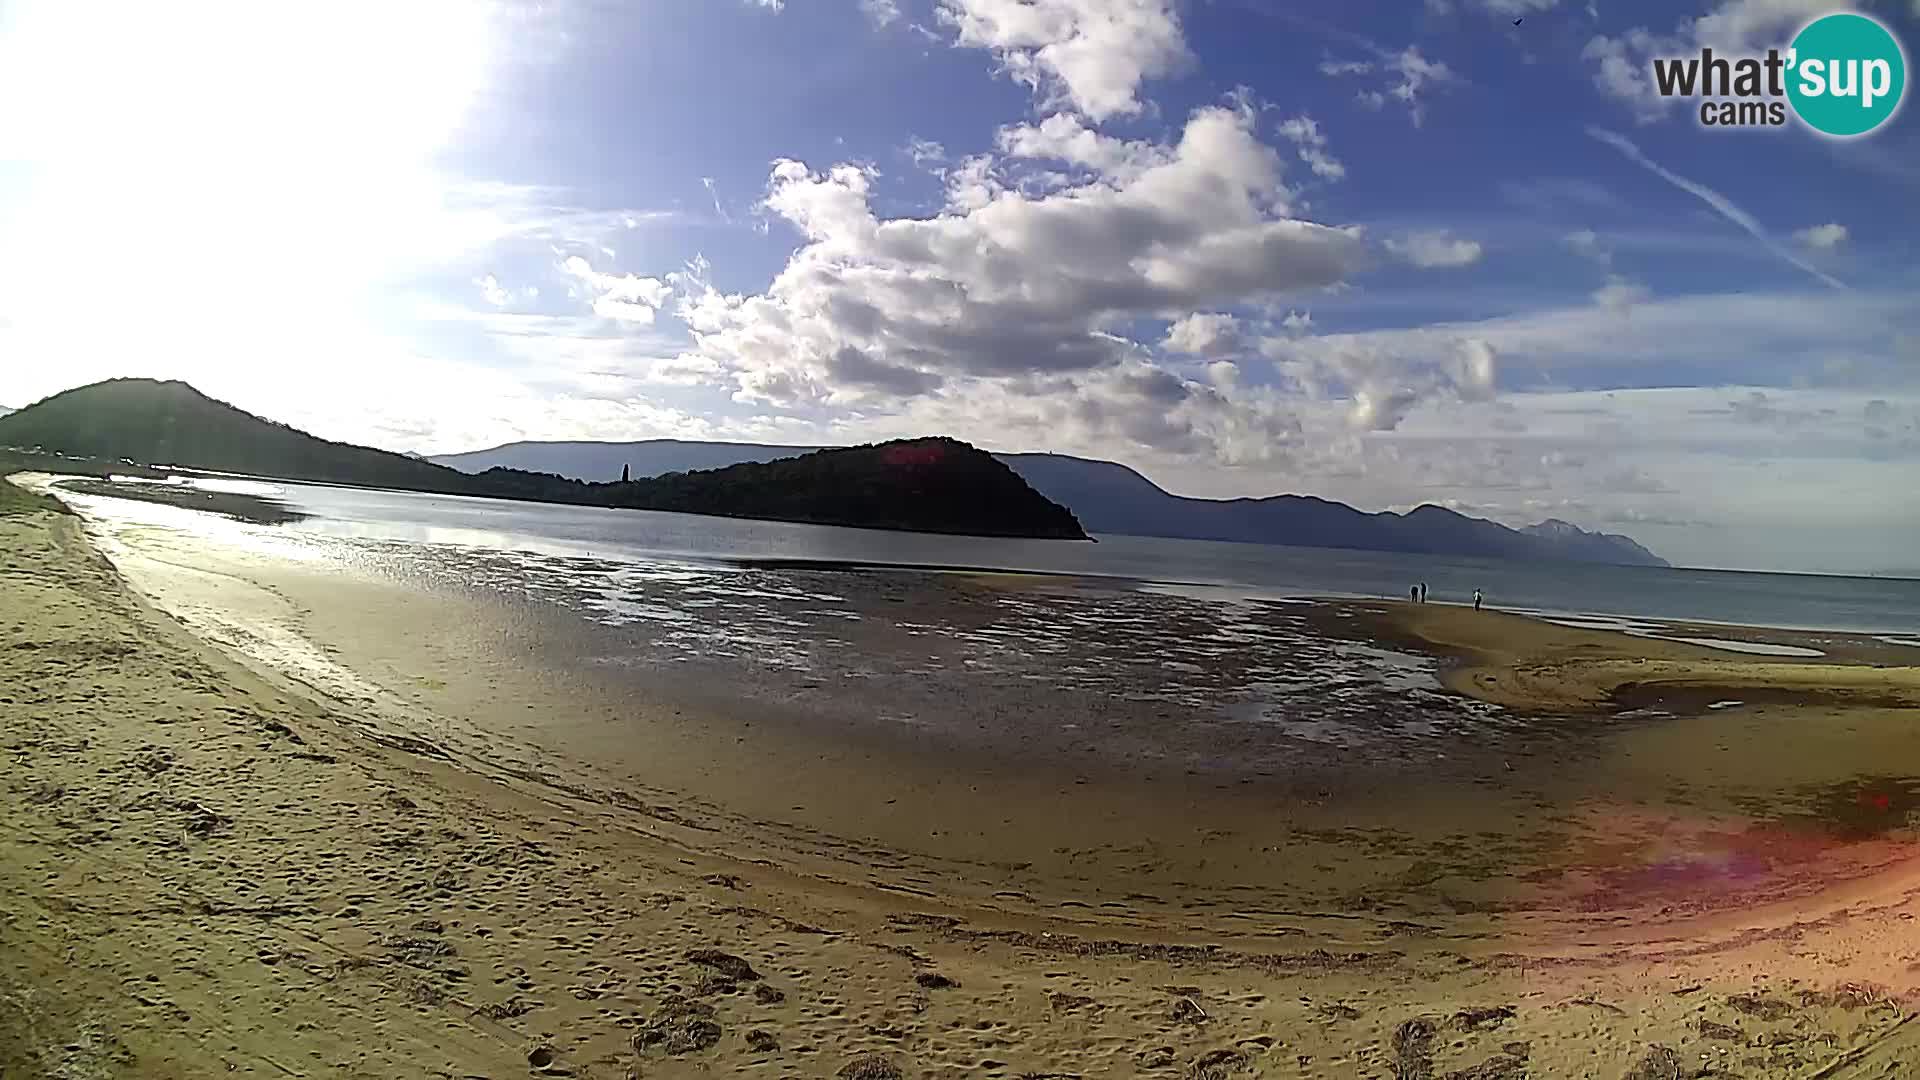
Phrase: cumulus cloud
[
  {"left": 1793, "top": 223, "right": 1848, "bottom": 251},
  {"left": 669, "top": 101, "right": 1366, "bottom": 458},
  {"left": 938, "top": 0, "right": 1191, "bottom": 121},
  {"left": 1385, "top": 229, "right": 1484, "bottom": 268},
  {"left": 996, "top": 112, "right": 1172, "bottom": 181},
  {"left": 1451, "top": 339, "right": 1498, "bottom": 399},
  {"left": 1265, "top": 333, "right": 1500, "bottom": 430},
  {"left": 1584, "top": 0, "right": 1839, "bottom": 120},
  {"left": 1592, "top": 274, "right": 1651, "bottom": 311},
  {"left": 562, "top": 255, "right": 673, "bottom": 323},
  {"left": 1162, "top": 312, "right": 1244, "bottom": 357},
  {"left": 860, "top": 0, "right": 901, "bottom": 28},
  {"left": 1275, "top": 114, "right": 1345, "bottom": 181},
  {"left": 476, "top": 273, "right": 510, "bottom": 307}
]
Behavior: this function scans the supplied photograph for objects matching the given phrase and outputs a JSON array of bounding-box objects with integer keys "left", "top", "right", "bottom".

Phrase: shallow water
[
  {"left": 36, "top": 477, "right": 1909, "bottom": 780},
  {"left": 73, "top": 475, "right": 1920, "bottom": 634},
  {"left": 1662, "top": 636, "right": 1826, "bottom": 658}
]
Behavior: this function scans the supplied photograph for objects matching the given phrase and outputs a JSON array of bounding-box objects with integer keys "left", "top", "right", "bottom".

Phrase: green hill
[
  {"left": 0, "top": 379, "right": 463, "bottom": 492},
  {"left": 0, "top": 379, "right": 1087, "bottom": 540}
]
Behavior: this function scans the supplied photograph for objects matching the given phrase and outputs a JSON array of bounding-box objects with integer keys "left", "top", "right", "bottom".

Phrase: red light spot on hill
[{"left": 882, "top": 443, "right": 947, "bottom": 467}]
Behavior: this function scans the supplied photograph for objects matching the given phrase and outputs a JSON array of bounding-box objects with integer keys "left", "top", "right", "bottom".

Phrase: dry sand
[{"left": 5, "top": 486, "right": 1920, "bottom": 1078}]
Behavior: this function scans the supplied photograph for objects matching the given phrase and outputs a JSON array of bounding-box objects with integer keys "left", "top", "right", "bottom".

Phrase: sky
[{"left": 0, "top": 0, "right": 1917, "bottom": 573}]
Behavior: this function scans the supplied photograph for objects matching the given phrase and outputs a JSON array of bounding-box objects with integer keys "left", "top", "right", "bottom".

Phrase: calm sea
[{"left": 236, "top": 481, "right": 1919, "bottom": 635}]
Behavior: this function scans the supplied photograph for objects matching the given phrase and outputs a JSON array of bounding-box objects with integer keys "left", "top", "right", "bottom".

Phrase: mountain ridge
[
  {"left": 0, "top": 380, "right": 1085, "bottom": 540},
  {"left": 433, "top": 439, "right": 1669, "bottom": 567}
]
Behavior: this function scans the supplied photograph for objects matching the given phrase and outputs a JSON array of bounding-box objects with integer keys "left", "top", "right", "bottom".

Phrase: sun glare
[{"left": 0, "top": 0, "right": 499, "bottom": 400}]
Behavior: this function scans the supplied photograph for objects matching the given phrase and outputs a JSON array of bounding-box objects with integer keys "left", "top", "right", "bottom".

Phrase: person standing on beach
[
  {"left": 1410, "top": 585, "right": 1419, "bottom": 603},
  {"left": 1420, "top": 583, "right": 1429, "bottom": 603},
  {"left": 1473, "top": 588, "right": 1483, "bottom": 611}
]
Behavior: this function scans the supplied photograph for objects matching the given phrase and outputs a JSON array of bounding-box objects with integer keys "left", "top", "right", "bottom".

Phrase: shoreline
[
  {"left": 7, "top": 485, "right": 1920, "bottom": 1076},
  {"left": 36, "top": 469, "right": 1920, "bottom": 639}
]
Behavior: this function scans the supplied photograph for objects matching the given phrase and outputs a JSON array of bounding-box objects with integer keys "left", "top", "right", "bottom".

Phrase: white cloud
[
  {"left": 906, "top": 137, "right": 948, "bottom": 167},
  {"left": 476, "top": 273, "right": 510, "bottom": 307},
  {"left": 1564, "top": 228, "right": 1612, "bottom": 265},
  {"left": 562, "top": 255, "right": 673, "bottom": 323},
  {"left": 1793, "top": 223, "right": 1848, "bottom": 251},
  {"left": 1429, "top": 0, "right": 1560, "bottom": 14},
  {"left": 938, "top": 0, "right": 1190, "bottom": 121},
  {"left": 1690, "top": 0, "right": 1839, "bottom": 50},
  {"left": 1275, "top": 114, "right": 1345, "bottom": 181},
  {"left": 669, "top": 101, "right": 1366, "bottom": 457},
  {"left": 1162, "top": 312, "right": 1244, "bottom": 357},
  {"left": 1473, "top": 0, "right": 1561, "bottom": 12},
  {"left": 1264, "top": 289, "right": 1911, "bottom": 401},
  {"left": 1320, "top": 47, "right": 1459, "bottom": 126},
  {"left": 1385, "top": 229, "right": 1484, "bottom": 268},
  {"left": 1385, "top": 49, "right": 1458, "bottom": 126},
  {"left": 1592, "top": 274, "right": 1651, "bottom": 310},
  {"left": 861, "top": 0, "right": 902, "bottom": 28},
  {"left": 1266, "top": 333, "right": 1501, "bottom": 430},
  {"left": 997, "top": 112, "right": 1173, "bottom": 181},
  {"left": 1582, "top": 29, "right": 1676, "bottom": 120},
  {"left": 1588, "top": 128, "right": 1846, "bottom": 290},
  {"left": 1452, "top": 338, "right": 1498, "bottom": 400}
]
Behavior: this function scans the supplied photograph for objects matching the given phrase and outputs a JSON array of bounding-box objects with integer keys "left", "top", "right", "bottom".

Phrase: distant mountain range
[
  {"left": 0, "top": 380, "right": 1085, "bottom": 540},
  {"left": 435, "top": 440, "right": 1669, "bottom": 567}
]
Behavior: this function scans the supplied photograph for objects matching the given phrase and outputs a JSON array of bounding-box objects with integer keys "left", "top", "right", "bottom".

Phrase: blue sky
[{"left": 1, "top": 0, "right": 1916, "bottom": 572}]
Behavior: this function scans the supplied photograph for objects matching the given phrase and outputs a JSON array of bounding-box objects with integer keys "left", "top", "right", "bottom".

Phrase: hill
[
  {"left": 560, "top": 440, "right": 1082, "bottom": 539},
  {"left": 1521, "top": 518, "right": 1664, "bottom": 568},
  {"left": 435, "top": 440, "right": 1669, "bottom": 567},
  {"left": 0, "top": 379, "right": 466, "bottom": 492},
  {"left": 0, "top": 380, "right": 1087, "bottom": 540}
]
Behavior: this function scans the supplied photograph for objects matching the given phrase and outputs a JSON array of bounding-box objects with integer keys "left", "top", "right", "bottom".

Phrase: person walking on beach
[
  {"left": 1473, "top": 588, "right": 1483, "bottom": 611},
  {"left": 1420, "top": 582, "right": 1429, "bottom": 604},
  {"left": 1410, "top": 585, "right": 1419, "bottom": 603}
]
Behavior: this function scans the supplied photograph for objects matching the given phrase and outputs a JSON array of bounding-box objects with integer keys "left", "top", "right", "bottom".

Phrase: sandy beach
[{"left": 6, "top": 482, "right": 1920, "bottom": 1078}]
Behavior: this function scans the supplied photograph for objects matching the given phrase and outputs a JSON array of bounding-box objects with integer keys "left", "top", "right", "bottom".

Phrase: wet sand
[{"left": 7, "top": 479, "right": 1920, "bottom": 1077}]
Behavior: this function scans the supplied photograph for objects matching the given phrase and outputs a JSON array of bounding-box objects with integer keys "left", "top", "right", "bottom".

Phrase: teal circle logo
[{"left": 1787, "top": 12, "right": 1906, "bottom": 137}]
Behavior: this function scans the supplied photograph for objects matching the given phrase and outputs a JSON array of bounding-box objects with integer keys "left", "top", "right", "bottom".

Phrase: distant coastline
[{"left": 433, "top": 438, "right": 1671, "bottom": 568}]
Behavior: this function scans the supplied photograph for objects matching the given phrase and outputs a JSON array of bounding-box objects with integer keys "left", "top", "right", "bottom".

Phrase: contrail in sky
[{"left": 1588, "top": 126, "right": 1846, "bottom": 290}]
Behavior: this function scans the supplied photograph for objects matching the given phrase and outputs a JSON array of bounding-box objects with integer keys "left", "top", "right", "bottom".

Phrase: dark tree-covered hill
[{"left": 0, "top": 380, "right": 1087, "bottom": 541}]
